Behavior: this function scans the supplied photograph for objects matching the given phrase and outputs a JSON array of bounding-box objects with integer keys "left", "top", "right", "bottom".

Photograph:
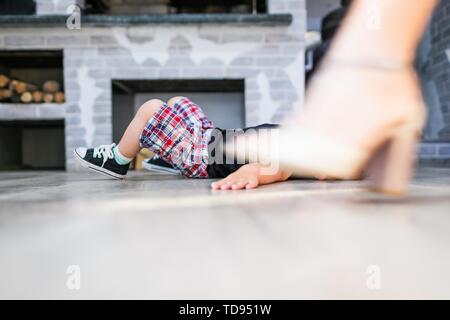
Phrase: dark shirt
[{"left": 206, "top": 123, "right": 279, "bottom": 178}]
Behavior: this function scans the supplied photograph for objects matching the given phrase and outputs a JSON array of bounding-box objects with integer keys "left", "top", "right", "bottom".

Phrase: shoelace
[{"left": 93, "top": 143, "right": 115, "bottom": 167}]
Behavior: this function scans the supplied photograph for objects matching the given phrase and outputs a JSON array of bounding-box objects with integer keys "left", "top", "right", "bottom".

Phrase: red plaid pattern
[
  {"left": 139, "top": 99, "right": 214, "bottom": 178},
  {"left": 172, "top": 97, "right": 214, "bottom": 129}
]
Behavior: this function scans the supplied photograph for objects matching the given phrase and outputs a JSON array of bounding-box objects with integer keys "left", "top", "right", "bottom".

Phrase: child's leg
[
  {"left": 138, "top": 97, "right": 211, "bottom": 178},
  {"left": 73, "top": 98, "right": 166, "bottom": 179},
  {"left": 117, "top": 99, "right": 165, "bottom": 158}
]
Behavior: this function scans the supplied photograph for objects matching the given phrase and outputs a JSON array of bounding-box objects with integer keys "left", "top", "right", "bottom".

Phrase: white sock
[{"left": 112, "top": 146, "right": 133, "bottom": 165}]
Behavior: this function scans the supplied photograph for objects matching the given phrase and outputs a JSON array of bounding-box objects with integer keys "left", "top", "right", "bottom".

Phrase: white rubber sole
[
  {"left": 73, "top": 150, "right": 126, "bottom": 180},
  {"left": 142, "top": 160, "right": 180, "bottom": 175}
]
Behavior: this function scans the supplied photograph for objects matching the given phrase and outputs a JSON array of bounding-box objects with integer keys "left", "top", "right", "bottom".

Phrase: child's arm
[{"left": 211, "top": 163, "right": 292, "bottom": 190}]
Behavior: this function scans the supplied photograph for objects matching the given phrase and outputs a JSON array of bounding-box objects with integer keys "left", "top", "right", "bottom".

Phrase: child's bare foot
[{"left": 211, "top": 163, "right": 291, "bottom": 191}]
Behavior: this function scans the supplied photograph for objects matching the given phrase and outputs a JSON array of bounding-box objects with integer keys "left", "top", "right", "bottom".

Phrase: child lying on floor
[{"left": 74, "top": 97, "right": 292, "bottom": 190}]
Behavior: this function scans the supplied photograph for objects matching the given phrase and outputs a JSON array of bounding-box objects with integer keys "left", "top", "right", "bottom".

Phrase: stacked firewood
[{"left": 0, "top": 74, "right": 65, "bottom": 104}]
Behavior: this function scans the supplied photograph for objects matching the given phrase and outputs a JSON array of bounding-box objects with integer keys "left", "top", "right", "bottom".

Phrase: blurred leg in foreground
[{"left": 231, "top": 0, "right": 439, "bottom": 195}]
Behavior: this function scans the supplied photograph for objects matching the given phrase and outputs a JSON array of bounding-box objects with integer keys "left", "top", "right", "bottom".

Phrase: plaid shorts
[{"left": 139, "top": 98, "right": 214, "bottom": 178}]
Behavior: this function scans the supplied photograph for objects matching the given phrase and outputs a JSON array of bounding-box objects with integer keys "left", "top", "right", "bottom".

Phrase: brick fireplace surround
[
  {"left": 0, "top": 0, "right": 305, "bottom": 170},
  {"left": 1, "top": 0, "right": 449, "bottom": 170}
]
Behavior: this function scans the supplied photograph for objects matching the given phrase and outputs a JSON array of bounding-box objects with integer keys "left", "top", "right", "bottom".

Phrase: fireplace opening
[
  {"left": 0, "top": 120, "right": 65, "bottom": 171},
  {"left": 83, "top": 0, "right": 267, "bottom": 14},
  {"left": 0, "top": 50, "right": 65, "bottom": 104},
  {"left": 112, "top": 79, "right": 245, "bottom": 169}
]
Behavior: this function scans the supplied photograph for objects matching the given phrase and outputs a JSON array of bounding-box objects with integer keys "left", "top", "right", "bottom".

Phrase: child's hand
[
  {"left": 211, "top": 163, "right": 291, "bottom": 191},
  {"left": 211, "top": 165, "right": 260, "bottom": 190}
]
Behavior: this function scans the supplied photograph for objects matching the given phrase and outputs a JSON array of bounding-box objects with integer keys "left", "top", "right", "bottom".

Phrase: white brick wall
[{"left": 1, "top": 0, "right": 306, "bottom": 170}]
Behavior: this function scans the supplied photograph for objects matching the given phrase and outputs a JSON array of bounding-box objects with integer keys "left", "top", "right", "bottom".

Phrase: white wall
[{"left": 2, "top": 0, "right": 306, "bottom": 170}]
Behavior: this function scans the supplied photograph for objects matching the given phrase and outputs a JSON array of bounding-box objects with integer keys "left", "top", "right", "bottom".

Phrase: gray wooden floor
[{"left": 1, "top": 167, "right": 450, "bottom": 299}]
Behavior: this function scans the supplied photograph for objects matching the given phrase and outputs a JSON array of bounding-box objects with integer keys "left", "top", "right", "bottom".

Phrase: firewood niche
[{"left": 0, "top": 50, "right": 64, "bottom": 104}]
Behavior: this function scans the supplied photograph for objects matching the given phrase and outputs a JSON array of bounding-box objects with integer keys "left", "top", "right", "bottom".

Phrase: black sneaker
[
  {"left": 74, "top": 143, "right": 129, "bottom": 179},
  {"left": 142, "top": 155, "right": 180, "bottom": 175}
]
